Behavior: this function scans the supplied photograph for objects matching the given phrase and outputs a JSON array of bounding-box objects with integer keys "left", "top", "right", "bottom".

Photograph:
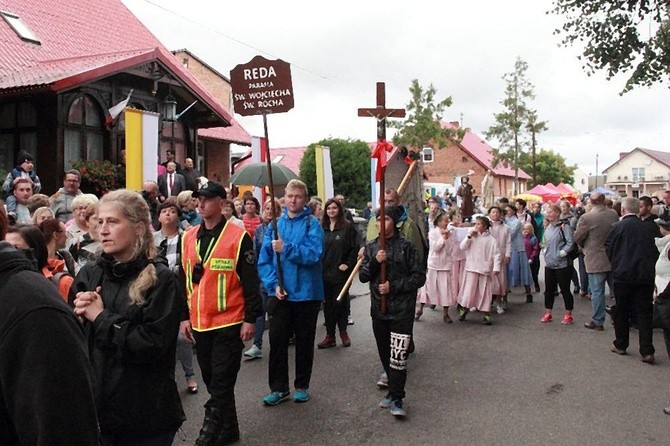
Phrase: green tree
[
  {"left": 551, "top": 0, "right": 670, "bottom": 93},
  {"left": 486, "top": 57, "right": 543, "bottom": 195},
  {"left": 389, "top": 79, "right": 462, "bottom": 229},
  {"left": 299, "top": 138, "right": 371, "bottom": 208},
  {"left": 518, "top": 148, "right": 576, "bottom": 187}
]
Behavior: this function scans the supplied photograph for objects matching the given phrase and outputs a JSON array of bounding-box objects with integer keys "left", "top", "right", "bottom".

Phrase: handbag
[{"left": 652, "top": 298, "right": 670, "bottom": 330}]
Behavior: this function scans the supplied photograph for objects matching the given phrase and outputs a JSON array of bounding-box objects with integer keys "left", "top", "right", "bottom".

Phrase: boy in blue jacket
[{"left": 258, "top": 179, "right": 324, "bottom": 406}]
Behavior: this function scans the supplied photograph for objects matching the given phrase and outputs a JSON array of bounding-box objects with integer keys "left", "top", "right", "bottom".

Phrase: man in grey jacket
[
  {"left": 50, "top": 169, "right": 82, "bottom": 222},
  {"left": 574, "top": 192, "right": 620, "bottom": 331}
]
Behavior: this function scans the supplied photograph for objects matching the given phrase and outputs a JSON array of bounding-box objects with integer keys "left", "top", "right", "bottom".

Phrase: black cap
[
  {"left": 193, "top": 181, "right": 227, "bottom": 200},
  {"left": 17, "top": 150, "right": 33, "bottom": 163},
  {"left": 377, "top": 205, "right": 403, "bottom": 225}
]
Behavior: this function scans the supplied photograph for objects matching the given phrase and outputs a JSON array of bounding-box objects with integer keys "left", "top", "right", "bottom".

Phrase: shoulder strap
[
  {"left": 558, "top": 223, "right": 567, "bottom": 243},
  {"left": 50, "top": 271, "right": 68, "bottom": 287}
]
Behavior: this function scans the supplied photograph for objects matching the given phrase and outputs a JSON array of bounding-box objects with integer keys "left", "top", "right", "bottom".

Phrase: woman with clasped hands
[{"left": 72, "top": 189, "right": 185, "bottom": 446}]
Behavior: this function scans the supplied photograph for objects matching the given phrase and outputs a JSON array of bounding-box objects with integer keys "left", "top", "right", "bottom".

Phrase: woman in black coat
[
  {"left": 317, "top": 198, "right": 359, "bottom": 349},
  {"left": 73, "top": 189, "right": 185, "bottom": 445}
]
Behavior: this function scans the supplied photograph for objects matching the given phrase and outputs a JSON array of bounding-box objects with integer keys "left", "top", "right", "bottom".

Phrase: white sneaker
[
  {"left": 243, "top": 344, "right": 262, "bottom": 359},
  {"left": 496, "top": 304, "right": 505, "bottom": 315},
  {"left": 501, "top": 301, "right": 508, "bottom": 311}
]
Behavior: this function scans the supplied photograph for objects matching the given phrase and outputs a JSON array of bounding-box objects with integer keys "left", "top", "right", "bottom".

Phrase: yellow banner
[{"left": 125, "top": 108, "right": 143, "bottom": 190}]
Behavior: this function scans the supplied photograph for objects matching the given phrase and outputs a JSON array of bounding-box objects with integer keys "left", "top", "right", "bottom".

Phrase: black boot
[
  {"left": 195, "top": 407, "right": 225, "bottom": 446},
  {"left": 216, "top": 407, "right": 240, "bottom": 445}
]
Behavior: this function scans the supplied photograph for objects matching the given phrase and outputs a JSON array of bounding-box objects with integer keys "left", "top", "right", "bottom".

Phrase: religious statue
[
  {"left": 457, "top": 175, "right": 475, "bottom": 221},
  {"left": 481, "top": 170, "right": 494, "bottom": 209}
]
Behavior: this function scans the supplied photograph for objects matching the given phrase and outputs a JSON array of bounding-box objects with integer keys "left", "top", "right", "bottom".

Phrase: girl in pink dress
[
  {"left": 488, "top": 206, "right": 511, "bottom": 314},
  {"left": 457, "top": 216, "right": 502, "bottom": 325},
  {"left": 416, "top": 212, "right": 458, "bottom": 322},
  {"left": 448, "top": 211, "right": 466, "bottom": 297}
]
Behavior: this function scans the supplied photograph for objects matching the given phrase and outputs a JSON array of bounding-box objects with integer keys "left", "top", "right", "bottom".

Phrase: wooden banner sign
[{"left": 230, "top": 56, "right": 294, "bottom": 116}]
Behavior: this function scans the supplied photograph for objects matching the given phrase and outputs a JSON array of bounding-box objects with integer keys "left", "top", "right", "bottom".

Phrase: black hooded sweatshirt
[{"left": 0, "top": 242, "right": 99, "bottom": 445}]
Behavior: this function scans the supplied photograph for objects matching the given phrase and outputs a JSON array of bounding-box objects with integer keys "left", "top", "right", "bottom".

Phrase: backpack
[{"left": 558, "top": 223, "right": 579, "bottom": 260}]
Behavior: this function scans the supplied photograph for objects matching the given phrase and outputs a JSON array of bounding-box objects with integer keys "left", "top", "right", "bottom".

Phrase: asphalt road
[{"left": 173, "top": 277, "right": 669, "bottom": 445}]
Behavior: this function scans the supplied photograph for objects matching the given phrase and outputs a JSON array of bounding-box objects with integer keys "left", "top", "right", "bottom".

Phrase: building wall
[
  {"left": 174, "top": 51, "right": 231, "bottom": 110},
  {"left": 605, "top": 150, "right": 670, "bottom": 197},
  {"left": 422, "top": 142, "right": 525, "bottom": 198},
  {"left": 203, "top": 138, "right": 231, "bottom": 184}
]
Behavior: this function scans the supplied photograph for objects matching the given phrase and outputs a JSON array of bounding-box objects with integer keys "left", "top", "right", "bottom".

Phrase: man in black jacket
[
  {"left": 0, "top": 241, "right": 99, "bottom": 445},
  {"left": 606, "top": 197, "right": 659, "bottom": 363}
]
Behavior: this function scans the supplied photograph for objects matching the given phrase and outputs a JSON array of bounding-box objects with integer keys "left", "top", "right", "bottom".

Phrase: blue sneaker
[
  {"left": 390, "top": 399, "right": 406, "bottom": 417},
  {"left": 293, "top": 388, "right": 310, "bottom": 403},
  {"left": 379, "top": 394, "right": 393, "bottom": 408},
  {"left": 263, "top": 391, "right": 290, "bottom": 406}
]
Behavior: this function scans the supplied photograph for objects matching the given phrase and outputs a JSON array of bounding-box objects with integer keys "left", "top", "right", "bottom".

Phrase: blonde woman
[
  {"left": 176, "top": 190, "right": 201, "bottom": 229},
  {"left": 73, "top": 189, "right": 184, "bottom": 445}
]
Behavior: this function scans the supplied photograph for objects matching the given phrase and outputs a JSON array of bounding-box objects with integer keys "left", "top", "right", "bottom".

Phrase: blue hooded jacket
[{"left": 258, "top": 206, "right": 324, "bottom": 302}]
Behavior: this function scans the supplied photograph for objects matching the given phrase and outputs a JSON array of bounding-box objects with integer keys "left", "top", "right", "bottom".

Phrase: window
[
  {"left": 160, "top": 120, "right": 186, "bottom": 163},
  {"left": 0, "top": 101, "right": 37, "bottom": 175},
  {"left": 422, "top": 147, "right": 434, "bottom": 163},
  {"left": 632, "top": 167, "right": 645, "bottom": 182},
  {"left": 1, "top": 11, "right": 40, "bottom": 44},
  {"left": 64, "top": 95, "right": 105, "bottom": 170}
]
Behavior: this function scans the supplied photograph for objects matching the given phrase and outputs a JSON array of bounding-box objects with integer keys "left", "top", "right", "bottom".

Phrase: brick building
[{"left": 422, "top": 122, "right": 530, "bottom": 198}]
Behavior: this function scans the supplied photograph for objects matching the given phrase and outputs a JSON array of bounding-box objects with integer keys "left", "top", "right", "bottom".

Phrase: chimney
[{"left": 449, "top": 121, "right": 460, "bottom": 128}]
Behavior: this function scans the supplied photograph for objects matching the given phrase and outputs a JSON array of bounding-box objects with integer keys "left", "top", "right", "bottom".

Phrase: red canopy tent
[
  {"left": 555, "top": 182, "right": 579, "bottom": 205},
  {"left": 526, "top": 184, "right": 561, "bottom": 203}
]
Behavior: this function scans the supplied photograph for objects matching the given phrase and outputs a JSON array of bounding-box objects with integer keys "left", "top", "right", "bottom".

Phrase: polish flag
[{"left": 105, "top": 89, "right": 133, "bottom": 126}]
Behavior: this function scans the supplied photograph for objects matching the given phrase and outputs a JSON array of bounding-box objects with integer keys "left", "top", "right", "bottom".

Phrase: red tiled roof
[
  {"left": 198, "top": 126, "right": 252, "bottom": 146},
  {"left": 0, "top": 0, "right": 163, "bottom": 77},
  {"left": 441, "top": 122, "right": 531, "bottom": 179},
  {"left": 235, "top": 146, "right": 307, "bottom": 175},
  {"left": 0, "top": 0, "right": 251, "bottom": 142}
]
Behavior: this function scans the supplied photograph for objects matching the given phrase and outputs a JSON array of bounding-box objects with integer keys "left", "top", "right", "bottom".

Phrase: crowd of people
[{"left": 1, "top": 152, "right": 670, "bottom": 444}]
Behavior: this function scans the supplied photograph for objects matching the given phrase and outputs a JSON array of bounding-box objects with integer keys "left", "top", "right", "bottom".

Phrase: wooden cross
[
  {"left": 357, "top": 82, "right": 405, "bottom": 314},
  {"left": 357, "top": 82, "right": 406, "bottom": 141}
]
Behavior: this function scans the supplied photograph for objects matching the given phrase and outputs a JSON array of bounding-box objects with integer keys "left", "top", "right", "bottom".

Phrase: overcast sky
[{"left": 123, "top": 0, "right": 670, "bottom": 177}]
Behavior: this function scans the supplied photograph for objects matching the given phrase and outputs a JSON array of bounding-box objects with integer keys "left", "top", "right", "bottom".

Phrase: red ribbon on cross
[{"left": 370, "top": 139, "right": 394, "bottom": 182}]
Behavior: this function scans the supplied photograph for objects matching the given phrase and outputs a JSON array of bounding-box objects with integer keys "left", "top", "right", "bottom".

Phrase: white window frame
[{"left": 422, "top": 147, "right": 434, "bottom": 163}]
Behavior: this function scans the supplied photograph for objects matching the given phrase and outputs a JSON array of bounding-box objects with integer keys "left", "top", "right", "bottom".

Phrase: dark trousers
[
  {"left": 193, "top": 326, "right": 243, "bottom": 429},
  {"left": 544, "top": 266, "right": 573, "bottom": 311},
  {"left": 612, "top": 282, "right": 655, "bottom": 356},
  {"left": 323, "top": 281, "right": 349, "bottom": 337},
  {"left": 372, "top": 317, "right": 414, "bottom": 401},
  {"left": 530, "top": 257, "right": 541, "bottom": 290},
  {"left": 267, "top": 298, "right": 321, "bottom": 391}
]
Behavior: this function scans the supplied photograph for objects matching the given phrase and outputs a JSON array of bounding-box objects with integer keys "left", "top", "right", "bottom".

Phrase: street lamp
[{"left": 163, "top": 92, "right": 177, "bottom": 121}]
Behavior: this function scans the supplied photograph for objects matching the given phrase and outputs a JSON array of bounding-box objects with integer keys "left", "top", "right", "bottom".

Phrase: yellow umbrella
[{"left": 513, "top": 193, "right": 543, "bottom": 202}]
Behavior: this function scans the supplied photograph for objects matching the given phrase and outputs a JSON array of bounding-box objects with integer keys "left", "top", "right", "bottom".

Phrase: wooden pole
[
  {"left": 397, "top": 160, "right": 418, "bottom": 196},
  {"left": 357, "top": 82, "right": 405, "bottom": 314},
  {"left": 262, "top": 113, "right": 284, "bottom": 294},
  {"left": 336, "top": 258, "right": 363, "bottom": 302}
]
